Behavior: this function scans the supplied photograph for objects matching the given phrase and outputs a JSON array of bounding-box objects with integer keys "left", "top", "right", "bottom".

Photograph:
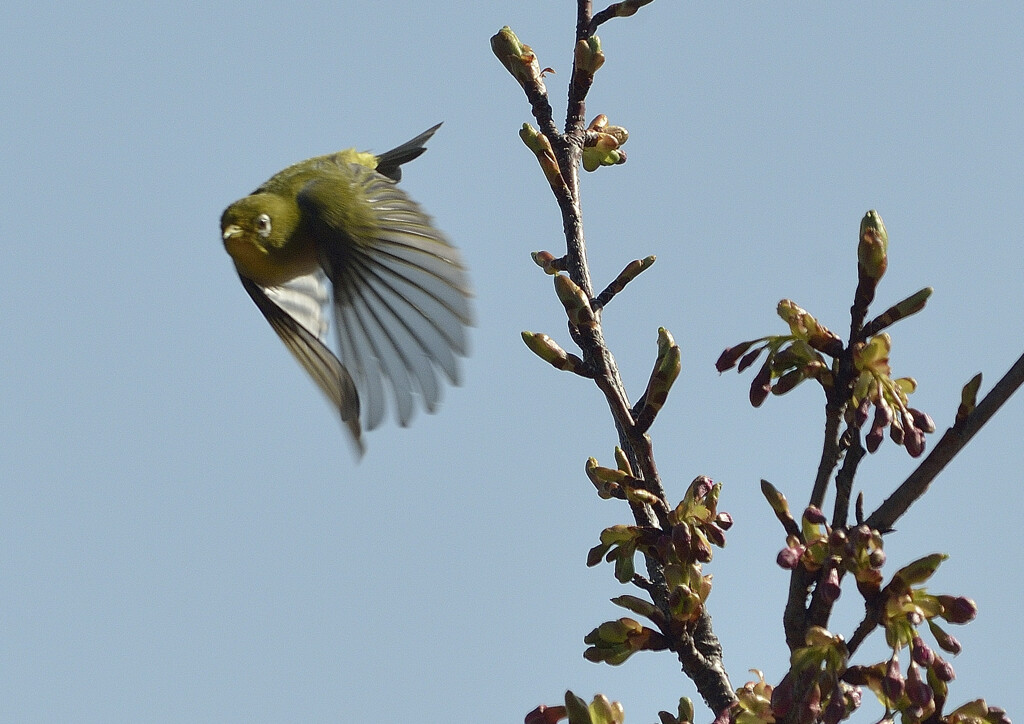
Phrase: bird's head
[{"left": 220, "top": 193, "right": 306, "bottom": 285}]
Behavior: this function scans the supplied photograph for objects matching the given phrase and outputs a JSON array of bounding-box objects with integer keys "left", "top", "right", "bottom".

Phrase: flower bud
[
  {"left": 866, "top": 423, "right": 884, "bottom": 453},
  {"left": 881, "top": 654, "right": 904, "bottom": 703},
  {"left": 931, "top": 654, "right": 955, "bottom": 682},
  {"left": 928, "top": 620, "right": 962, "bottom": 655},
  {"left": 777, "top": 544, "right": 804, "bottom": 569},
  {"left": 937, "top": 595, "right": 978, "bottom": 624},
  {"left": 716, "top": 341, "right": 756, "bottom": 372},
  {"left": 911, "top": 636, "right": 934, "bottom": 667},
  {"left": 803, "top": 506, "right": 827, "bottom": 525},
  {"left": 749, "top": 359, "right": 772, "bottom": 407},
  {"left": 907, "top": 407, "right": 936, "bottom": 433},
  {"left": 904, "top": 426, "right": 926, "bottom": 457},
  {"left": 820, "top": 566, "right": 842, "bottom": 603},
  {"left": 868, "top": 548, "right": 887, "bottom": 569},
  {"left": 525, "top": 704, "right": 566, "bottom": 724}
]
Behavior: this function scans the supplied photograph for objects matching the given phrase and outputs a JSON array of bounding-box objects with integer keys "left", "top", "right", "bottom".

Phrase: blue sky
[{"left": 2, "top": 2, "right": 1022, "bottom": 722}]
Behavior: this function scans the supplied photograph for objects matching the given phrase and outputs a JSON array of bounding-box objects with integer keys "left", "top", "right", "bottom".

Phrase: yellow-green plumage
[{"left": 220, "top": 124, "right": 472, "bottom": 455}]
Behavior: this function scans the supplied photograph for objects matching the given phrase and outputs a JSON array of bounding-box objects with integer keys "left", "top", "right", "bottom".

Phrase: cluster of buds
[
  {"left": 584, "top": 477, "right": 731, "bottom": 663},
  {"left": 716, "top": 300, "right": 842, "bottom": 407},
  {"left": 844, "top": 554, "right": 982, "bottom": 723},
  {"left": 582, "top": 615, "right": 667, "bottom": 665},
  {"left": 582, "top": 114, "right": 628, "bottom": 171},
  {"left": 850, "top": 333, "right": 935, "bottom": 457},
  {"left": 766, "top": 483, "right": 886, "bottom": 599},
  {"left": 525, "top": 692, "right": 625, "bottom": 724},
  {"left": 769, "top": 627, "right": 861, "bottom": 724},
  {"left": 730, "top": 670, "right": 775, "bottom": 724}
]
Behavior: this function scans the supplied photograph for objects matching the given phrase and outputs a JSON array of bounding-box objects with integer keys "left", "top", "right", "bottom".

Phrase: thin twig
[
  {"left": 831, "top": 432, "right": 865, "bottom": 529},
  {"left": 866, "top": 351, "right": 1024, "bottom": 532}
]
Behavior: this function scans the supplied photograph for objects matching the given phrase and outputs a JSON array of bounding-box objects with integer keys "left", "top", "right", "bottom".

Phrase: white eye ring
[{"left": 255, "top": 213, "right": 272, "bottom": 238}]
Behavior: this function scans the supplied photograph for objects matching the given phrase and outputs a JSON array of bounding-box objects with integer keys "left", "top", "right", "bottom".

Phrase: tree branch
[{"left": 866, "top": 351, "right": 1024, "bottom": 532}]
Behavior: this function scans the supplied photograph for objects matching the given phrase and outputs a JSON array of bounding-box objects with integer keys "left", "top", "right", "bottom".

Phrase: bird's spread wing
[
  {"left": 297, "top": 165, "right": 473, "bottom": 430},
  {"left": 239, "top": 273, "right": 365, "bottom": 455}
]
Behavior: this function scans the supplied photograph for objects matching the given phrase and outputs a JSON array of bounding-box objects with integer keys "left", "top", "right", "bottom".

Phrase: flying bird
[{"left": 220, "top": 124, "right": 472, "bottom": 455}]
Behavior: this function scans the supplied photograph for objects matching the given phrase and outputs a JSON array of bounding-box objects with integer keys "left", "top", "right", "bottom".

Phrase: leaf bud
[
  {"left": 574, "top": 35, "right": 605, "bottom": 75},
  {"left": 553, "top": 273, "right": 596, "bottom": 328},
  {"left": 491, "top": 27, "right": 544, "bottom": 88},
  {"left": 957, "top": 373, "right": 983, "bottom": 424},
  {"left": 858, "top": 210, "right": 889, "bottom": 281}
]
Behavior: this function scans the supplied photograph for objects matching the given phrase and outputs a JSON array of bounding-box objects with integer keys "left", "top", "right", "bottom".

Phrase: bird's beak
[{"left": 222, "top": 224, "right": 243, "bottom": 241}]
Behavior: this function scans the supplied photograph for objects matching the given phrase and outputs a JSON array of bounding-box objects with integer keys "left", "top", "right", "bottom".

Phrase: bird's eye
[{"left": 255, "top": 213, "right": 272, "bottom": 238}]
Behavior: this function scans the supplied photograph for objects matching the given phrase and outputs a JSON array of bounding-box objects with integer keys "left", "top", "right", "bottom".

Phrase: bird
[{"left": 220, "top": 124, "right": 472, "bottom": 455}]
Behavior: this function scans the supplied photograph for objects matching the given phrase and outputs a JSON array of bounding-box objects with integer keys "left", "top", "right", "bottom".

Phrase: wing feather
[{"left": 297, "top": 165, "right": 472, "bottom": 430}]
